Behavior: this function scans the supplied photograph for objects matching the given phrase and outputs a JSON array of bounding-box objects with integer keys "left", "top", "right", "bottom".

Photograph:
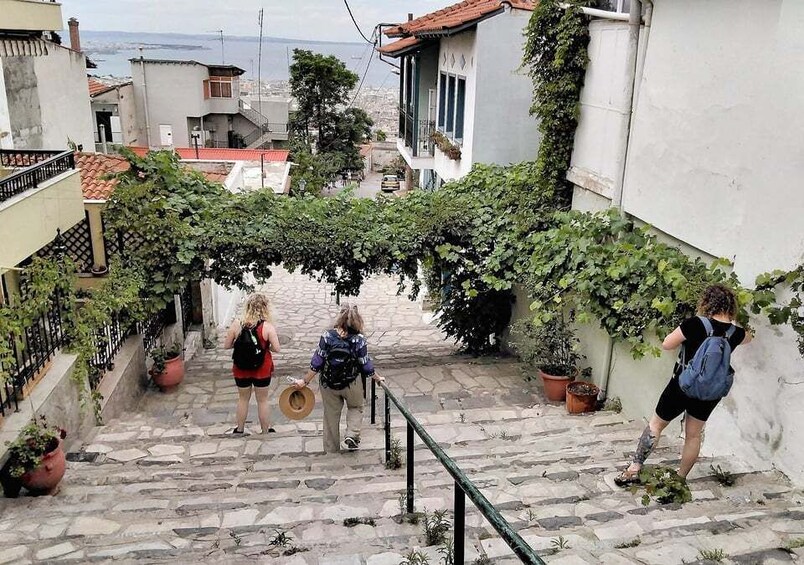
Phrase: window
[
  {"left": 597, "top": 0, "right": 630, "bottom": 12},
  {"left": 455, "top": 78, "right": 466, "bottom": 140},
  {"left": 446, "top": 75, "right": 456, "bottom": 134},
  {"left": 204, "top": 76, "right": 233, "bottom": 99},
  {"left": 437, "top": 73, "right": 447, "bottom": 129}
]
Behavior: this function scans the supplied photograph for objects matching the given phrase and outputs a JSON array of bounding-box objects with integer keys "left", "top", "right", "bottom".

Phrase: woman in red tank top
[{"left": 224, "top": 293, "right": 281, "bottom": 434}]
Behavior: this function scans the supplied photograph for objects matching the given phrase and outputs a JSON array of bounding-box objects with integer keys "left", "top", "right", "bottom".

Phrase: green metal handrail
[{"left": 376, "top": 381, "right": 545, "bottom": 564}]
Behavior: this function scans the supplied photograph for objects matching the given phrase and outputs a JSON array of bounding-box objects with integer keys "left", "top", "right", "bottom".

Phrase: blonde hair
[
  {"left": 334, "top": 303, "right": 364, "bottom": 334},
  {"left": 242, "top": 293, "right": 272, "bottom": 327}
]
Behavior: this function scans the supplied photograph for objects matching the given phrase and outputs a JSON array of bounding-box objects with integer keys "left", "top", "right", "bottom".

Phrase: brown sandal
[{"left": 614, "top": 469, "right": 641, "bottom": 487}]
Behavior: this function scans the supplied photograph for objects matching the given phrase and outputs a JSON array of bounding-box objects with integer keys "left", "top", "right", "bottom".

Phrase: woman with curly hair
[
  {"left": 224, "top": 293, "right": 281, "bottom": 435},
  {"left": 615, "top": 284, "right": 753, "bottom": 486}
]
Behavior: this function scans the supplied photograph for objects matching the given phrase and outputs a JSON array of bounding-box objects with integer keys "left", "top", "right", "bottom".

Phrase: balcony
[
  {"left": 397, "top": 108, "right": 435, "bottom": 170},
  {"left": 0, "top": 0, "right": 64, "bottom": 32},
  {"left": 0, "top": 149, "right": 84, "bottom": 270}
]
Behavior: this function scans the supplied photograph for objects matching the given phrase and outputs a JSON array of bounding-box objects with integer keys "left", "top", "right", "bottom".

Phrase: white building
[
  {"left": 129, "top": 59, "right": 289, "bottom": 150},
  {"left": 568, "top": 0, "right": 804, "bottom": 483},
  {"left": 88, "top": 78, "right": 139, "bottom": 151},
  {"left": 379, "top": 0, "right": 539, "bottom": 188}
]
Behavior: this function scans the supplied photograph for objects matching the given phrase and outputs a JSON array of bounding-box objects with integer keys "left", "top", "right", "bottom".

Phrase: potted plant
[
  {"left": 5, "top": 416, "right": 67, "bottom": 496},
  {"left": 149, "top": 343, "right": 184, "bottom": 391},
  {"left": 510, "top": 317, "right": 582, "bottom": 402},
  {"left": 566, "top": 380, "right": 600, "bottom": 414},
  {"left": 90, "top": 264, "right": 109, "bottom": 277}
]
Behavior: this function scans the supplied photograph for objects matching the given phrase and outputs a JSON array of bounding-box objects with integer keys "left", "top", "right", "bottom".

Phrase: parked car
[{"left": 381, "top": 175, "right": 401, "bottom": 192}]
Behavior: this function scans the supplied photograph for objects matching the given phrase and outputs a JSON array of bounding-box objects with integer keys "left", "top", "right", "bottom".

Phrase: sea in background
[{"left": 82, "top": 30, "right": 397, "bottom": 89}]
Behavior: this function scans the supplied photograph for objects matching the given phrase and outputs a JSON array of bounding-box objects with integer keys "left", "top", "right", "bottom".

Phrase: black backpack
[
  {"left": 232, "top": 322, "right": 266, "bottom": 370},
  {"left": 322, "top": 332, "right": 359, "bottom": 390}
]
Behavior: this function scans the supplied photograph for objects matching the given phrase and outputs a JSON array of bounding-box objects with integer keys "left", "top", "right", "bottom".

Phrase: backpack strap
[
  {"left": 698, "top": 316, "right": 714, "bottom": 337},
  {"left": 724, "top": 324, "right": 737, "bottom": 340}
]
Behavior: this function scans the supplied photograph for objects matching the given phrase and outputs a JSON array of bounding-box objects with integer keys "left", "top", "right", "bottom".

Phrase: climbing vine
[
  {"left": 753, "top": 265, "right": 804, "bottom": 356},
  {"left": 523, "top": 0, "right": 591, "bottom": 207}
]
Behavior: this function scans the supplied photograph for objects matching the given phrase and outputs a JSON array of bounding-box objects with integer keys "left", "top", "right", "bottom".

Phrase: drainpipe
[
  {"left": 139, "top": 51, "right": 152, "bottom": 148},
  {"left": 599, "top": 0, "right": 645, "bottom": 403},
  {"left": 99, "top": 124, "right": 108, "bottom": 154}
]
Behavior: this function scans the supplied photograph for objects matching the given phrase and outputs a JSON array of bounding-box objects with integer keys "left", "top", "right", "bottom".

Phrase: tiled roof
[
  {"left": 378, "top": 36, "right": 422, "bottom": 55},
  {"left": 385, "top": 0, "right": 534, "bottom": 37},
  {"left": 76, "top": 152, "right": 239, "bottom": 201},
  {"left": 127, "top": 147, "right": 289, "bottom": 163},
  {"left": 88, "top": 78, "right": 116, "bottom": 97},
  {"left": 76, "top": 152, "right": 129, "bottom": 201}
]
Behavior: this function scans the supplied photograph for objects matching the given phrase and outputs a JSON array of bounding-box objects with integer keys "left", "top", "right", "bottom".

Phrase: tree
[
  {"left": 289, "top": 49, "right": 358, "bottom": 151},
  {"left": 324, "top": 108, "right": 373, "bottom": 172},
  {"left": 375, "top": 129, "right": 387, "bottom": 142}
]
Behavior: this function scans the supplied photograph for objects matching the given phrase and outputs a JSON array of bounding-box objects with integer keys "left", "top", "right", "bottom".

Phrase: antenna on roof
[{"left": 208, "top": 29, "right": 225, "bottom": 64}]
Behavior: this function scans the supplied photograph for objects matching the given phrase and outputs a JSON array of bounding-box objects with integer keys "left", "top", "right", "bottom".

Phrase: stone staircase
[{"left": 0, "top": 353, "right": 801, "bottom": 565}]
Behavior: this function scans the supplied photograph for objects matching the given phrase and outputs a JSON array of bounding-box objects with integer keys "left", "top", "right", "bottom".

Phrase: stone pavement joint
[{"left": 0, "top": 269, "right": 800, "bottom": 564}]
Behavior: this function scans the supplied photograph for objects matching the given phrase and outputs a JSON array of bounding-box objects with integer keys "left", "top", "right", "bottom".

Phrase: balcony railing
[
  {"left": 398, "top": 108, "right": 435, "bottom": 158},
  {"left": 0, "top": 150, "right": 76, "bottom": 204}
]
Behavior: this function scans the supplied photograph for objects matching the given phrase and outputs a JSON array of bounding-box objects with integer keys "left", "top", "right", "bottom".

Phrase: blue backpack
[{"left": 678, "top": 316, "right": 736, "bottom": 401}]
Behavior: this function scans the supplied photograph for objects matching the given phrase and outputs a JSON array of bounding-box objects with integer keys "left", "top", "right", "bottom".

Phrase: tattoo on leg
[{"left": 633, "top": 426, "right": 657, "bottom": 465}]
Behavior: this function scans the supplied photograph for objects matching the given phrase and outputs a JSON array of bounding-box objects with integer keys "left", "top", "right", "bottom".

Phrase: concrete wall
[
  {"left": 0, "top": 169, "right": 85, "bottom": 268},
  {"left": 569, "top": 0, "right": 804, "bottom": 483},
  {"left": 131, "top": 61, "right": 208, "bottom": 148},
  {"left": 1, "top": 44, "right": 94, "bottom": 151},
  {"left": 0, "top": 0, "right": 63, "bottom": 32},
  {"left": 0, "top": 58, "right": 11, "bottom": 150},
  {"left": 91, "top": 84, "right": 139, "bottom": 146},
  {"left": 472, "top": 7, "right": 540, "bottom": 167}
]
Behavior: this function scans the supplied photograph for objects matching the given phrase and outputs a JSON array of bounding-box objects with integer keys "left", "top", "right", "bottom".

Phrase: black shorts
[
  {"left": 234, "top": 377, "right": 271, "bottom": 389},
  {"left": 655, "top": 376, "right": 720, "bottom": 422}
]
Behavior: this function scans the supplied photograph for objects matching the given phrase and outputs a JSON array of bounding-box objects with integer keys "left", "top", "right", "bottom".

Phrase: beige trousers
[{"left": 320, "top": 377, "right": 364, "bottom": 453}]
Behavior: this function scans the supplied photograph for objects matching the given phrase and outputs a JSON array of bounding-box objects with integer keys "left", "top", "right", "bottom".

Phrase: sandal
[{"left": 614, "top": 469, "right": 641, "bottom": 487}]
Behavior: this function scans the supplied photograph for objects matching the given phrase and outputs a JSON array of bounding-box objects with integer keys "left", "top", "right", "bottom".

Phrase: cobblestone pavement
[{"left": 1, "top": 270, "right": 802, "bottom": 564}]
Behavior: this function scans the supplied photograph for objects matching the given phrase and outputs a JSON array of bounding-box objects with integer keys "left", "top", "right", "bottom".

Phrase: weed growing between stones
[
  {"left": 784, "top": 538, "right": 804, "bottom": 550},
  {"left": 472, "top": 556, "right": 493, "bottom": 565},
  {"left": 603, "top": 397, "right": 622, "bottom": 413},
  {"left": 637, "top": 466, "right": 692, "bottom": 506},
  {"left": 400, "top": 549, "right": 430, "bottom": 565},
  {"left": 614, "top": 538, "right": 641, "bottom": 549},
  {"left": 459, "top": 413, "right": 466, "bottom": 423},
  {"left": 550, "top": 536, "right": 571, "bottom": 552},
  {"left": 438, "top": 537, "right": 455, "bottom": 565},
  {"left": 423, "top": 509, "right": 451, "bottom": 546},
  {"left": 526, "top": 508, "right": 537, "bottom": 522},
  {"left": 229, "top": 531, "right": 242, "bottom": 546},
  {"left": 710, "top": 464, "right": 736, "bottom": 486},
  {"left": 343, "top": 517, "right": 377, "bottom": 527},
  {"left": 387, "top": 438, "right": 403, "bottom": 470},
  {"left": 699, "top": 548, "right": 726, "bottom": 562},
  {"left": 268, "top": 529, "right": 292, "bottom": 547}
]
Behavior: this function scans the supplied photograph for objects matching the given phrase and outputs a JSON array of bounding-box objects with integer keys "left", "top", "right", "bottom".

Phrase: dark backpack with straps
[
  {"left": 232, "top": 322, "right": 266, "bottom": 371},
  {"left": 322, "top": 331, "right": 359, "bottom": 390},
  {"left": 678, "top": 316, "right": 736, "bottom": 401}
]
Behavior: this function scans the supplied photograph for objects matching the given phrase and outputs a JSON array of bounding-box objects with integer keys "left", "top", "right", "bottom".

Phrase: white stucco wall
[
  {"left": 433, "top": 30, "right": 477, "bottom": 181},
  {"left": 570, "top": 0, "right": 804, "bottom": 484},
  {"left": 472, "top": 8, "right": 540, "bottom": 167},
  {"left": 131, "top": 61, "right": 208, "bottom": 148},
  {"left": 0, "top": 58, "right": 11, "bottom": 149},
  {"left": 32, "top": 45, "right": 94, "bottom": 151}
]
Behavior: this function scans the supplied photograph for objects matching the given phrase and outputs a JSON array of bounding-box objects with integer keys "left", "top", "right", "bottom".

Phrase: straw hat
[{"left": 279, "top": 386, "right": 316, "bottom": 420}]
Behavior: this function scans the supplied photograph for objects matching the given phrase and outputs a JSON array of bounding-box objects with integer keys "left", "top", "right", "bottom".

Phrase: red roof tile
[
  {"left": 87, "top": 78, "right": 116, "bottom": 97},
  {"left": 77, "top": 152, "right": 238, "bottom": 201},
  {"left": 378, "top": 36, "right": 422, "bottom": 55},
  {"left": 386, "top": 0, "right": 534, "bottom": 37},
  {"left": 126, "top": 147, "right": 289, "bottom": 163},
  {"left": 76, "top": 152, "right": 129, "bottom": 201}
]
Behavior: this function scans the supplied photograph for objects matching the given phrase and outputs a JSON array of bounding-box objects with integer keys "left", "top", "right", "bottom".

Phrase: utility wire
[{"left": 343, "top": 0, "right": 375, "bottom": 45}]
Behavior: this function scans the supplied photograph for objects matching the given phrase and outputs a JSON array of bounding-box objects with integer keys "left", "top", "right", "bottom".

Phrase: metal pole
[
  {"left": 261, "top": 154, "right": 265, "bottom": 189},
  {"left": 370, "top": 377, "right": 376, "bottom": 425},
  {"left": 455, "top": 484, "right": 465, "bottom": 563},
  {"left": 384, "top": 392, "right": 391, "bottom": 463},
  {"left": 406, "top": 421, "right": 414, "bottom": 514},
  {"left": 99, "top": 124, "right": 108, "bottom": 154}
]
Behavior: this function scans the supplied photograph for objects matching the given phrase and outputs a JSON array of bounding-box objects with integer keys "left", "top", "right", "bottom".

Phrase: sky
[{"left": 65, "top": 0, "right": 448, "bottom": 42}]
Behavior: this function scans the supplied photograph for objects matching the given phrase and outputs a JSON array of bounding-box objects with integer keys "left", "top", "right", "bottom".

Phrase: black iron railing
[
  {"left": 88, "top": 315, "right": 128, "bottom": 389},
  {"left": 139, "top": 308, "right": 169, "bottom": 353},
  {"left": 0, "top": 293, "right": 66, "bottom": 418},
  {"left": 180, "top": 284, "right": 193, "bottom": 335},
  {"left": 0, "top": 150, "right": 76, "bottom": 204},
  {"left": 398, "top": 108, "right": 435, "bottom": 158},
  {"left": 370, "top": 382, "right": 545, "bottom": 564}
]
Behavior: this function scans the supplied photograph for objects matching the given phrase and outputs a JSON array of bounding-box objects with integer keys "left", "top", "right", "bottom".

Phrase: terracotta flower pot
[
  {"left": 539, "top": 369, "right": 577, "bottom": 402},
  {"left": 566, "top": 381, "right": 600, "bottom": 414},
  {"left": 151, "top": 355, "right": 184, "bottom": 392},
  {"left": 21, "top": 440, "right": 66, "bottom": 494}
]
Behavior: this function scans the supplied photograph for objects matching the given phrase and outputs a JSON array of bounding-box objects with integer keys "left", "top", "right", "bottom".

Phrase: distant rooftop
[
  {"left": 128, "top": 58, "right": 245, "bottom": 75},
  {"left": 126, "top": 147, "right": 289, "bottom": 163}
]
